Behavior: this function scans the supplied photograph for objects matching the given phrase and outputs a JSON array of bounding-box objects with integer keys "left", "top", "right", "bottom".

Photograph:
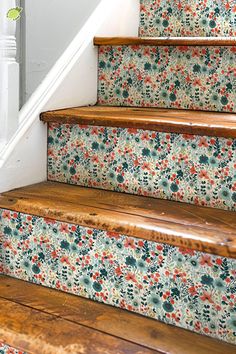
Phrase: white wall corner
[{"left": 0, "top": 0, "right": 140, "bottom": 193}]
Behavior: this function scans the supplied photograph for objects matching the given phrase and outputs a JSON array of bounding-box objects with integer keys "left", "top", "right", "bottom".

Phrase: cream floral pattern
[
  {"left": 140, "top": 0, "right": 236, "bottom": 36},
  {"left": 0, "top": 342, "right": 26, "bottom": 354},
  {"left": 47, "top": 123, "right": 236, "bottom": 211},
  {"left": 98, "top": 45, "right": 236, "bottom": 113},
  {"left": 1, "top": 209, "right": 236, "bottom": 344}
]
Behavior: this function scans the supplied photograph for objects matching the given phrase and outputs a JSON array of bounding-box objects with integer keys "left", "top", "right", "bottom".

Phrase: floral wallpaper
[
  {"left": 0, "top": 342, "right": 26, "bottom": 354},
  {"left": 47, "top": 123, "right": 236, "bottom": 211},
  {"left": 1, "top": 209, "right": 236, "bottom": 344},
  {"left": 139, "top": 0, "right": 236, "bottom": 37},
  {"left": 98, "top": 45, "right": 236, "bottom": 113}
]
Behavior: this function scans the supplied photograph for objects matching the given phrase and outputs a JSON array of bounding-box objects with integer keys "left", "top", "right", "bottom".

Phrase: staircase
[{"left": 1, "top": 0, "right": 236, "bottom": 352}]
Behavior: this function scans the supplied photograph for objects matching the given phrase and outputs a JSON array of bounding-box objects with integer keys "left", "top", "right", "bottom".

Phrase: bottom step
[
  {"left": 0, "top": 182, "right": 236, "bottom": 345},
  {"left": 0, "top": 275, "right": 235, "bottom": 354}
]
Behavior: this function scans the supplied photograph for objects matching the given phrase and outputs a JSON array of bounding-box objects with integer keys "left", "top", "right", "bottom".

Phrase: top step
[{"left": 139, "top": 0, "right": 236, "bottom": 37}]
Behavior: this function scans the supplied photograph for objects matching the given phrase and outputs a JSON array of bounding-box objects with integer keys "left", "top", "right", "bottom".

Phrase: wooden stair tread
[
  {"left": 40, "top": 106, "right": 236, "bottom": 138},
  {"left": 0, "top": 275, "right": 235, "bottom": 354},
  {"left": 0, "top": 181, "right": 236, "bottom": 258},
  {"left": 94, "top": 36, "right": 236, "bottom": 46},
  {"left": 0, "top": 277, "right": 157, "bottom": 354}
]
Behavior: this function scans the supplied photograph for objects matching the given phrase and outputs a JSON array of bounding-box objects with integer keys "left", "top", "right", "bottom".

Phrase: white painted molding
[
  {"left": 0, "top": 0, "right": 139, "bottom": 192},
  {"left": 0, "top": 0, "right": 19, "bottom": 147}
]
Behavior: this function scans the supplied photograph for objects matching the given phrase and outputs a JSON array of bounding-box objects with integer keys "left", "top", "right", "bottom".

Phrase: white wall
[
  {"left": 0, "top": 0, "right": 140, "bottom": 193},
  {"left": 24, "top": 0, "right": 100, "bottom": 102}
]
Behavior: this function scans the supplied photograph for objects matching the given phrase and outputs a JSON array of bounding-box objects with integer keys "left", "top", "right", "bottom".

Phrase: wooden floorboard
[
  {"left": 0, "top": 276, "right": 235, "bottom": 354},
  {"left": 40, "top": 106, "right": 236, "bottom": 138},
  {"left": 0, "top": 282, "right": 157, "bottom": 354},
  {"left": 0, "top": 181, "right": 236, "bottom": 258}
]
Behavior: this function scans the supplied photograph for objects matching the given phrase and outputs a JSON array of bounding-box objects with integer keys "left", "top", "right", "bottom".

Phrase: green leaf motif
[{"left": 7, "top": 7, "right": 23, "bottom": 21}]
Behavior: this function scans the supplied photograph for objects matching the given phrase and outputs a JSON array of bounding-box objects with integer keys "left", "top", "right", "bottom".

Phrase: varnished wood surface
[
  {"left": 40, "top": 106, "right": 236, "bottom": 138},
  {"left": 0, "top": 275, "right": 235, "bottom": 354},
  {"left": 94, "top": 36, "right": 236, "bottom": 46},
  {"left": 0, "top": 182, "right": 236, "bottom": 258},
  {"left": 0, "top": 285, "right": 157, "bottom": 353}
]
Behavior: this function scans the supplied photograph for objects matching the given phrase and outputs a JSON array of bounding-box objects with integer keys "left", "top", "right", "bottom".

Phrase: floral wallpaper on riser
[
  {"left": 0, "top": 342, "right": 26, "bottom": 354},
  {"left": 0, "top": 209, "right": 236, "bottom": 344},
  {"left": 139, "top": 0, "right": 236, "bottom": 37},
  {"left": 47, "top": 123, "right": 236, "bottom": 211},
  {"left": 98, "top": 45, "right": 236, "bottom": 113}
]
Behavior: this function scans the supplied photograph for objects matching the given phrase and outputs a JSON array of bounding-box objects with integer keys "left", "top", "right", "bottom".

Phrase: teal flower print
[
  {"left": 232, "top": 193, "right": 236, "bottom": 203},
  {"left": 163, "top": 301, "right": 174, "bottom": 313},
  {"left": 137, "top": 259, "right": 146, "bottom": 272},
  {"left": 228, "top": 315, "right": 236, "bottom": 331},
  {"left": 149, "top": 294, "right": 162, "bottom": 309},
  {"left": 117, "top": 175, "right": 124, "bottom": 183},
  {"left": 61, "top": 240, "right": 70, "bottom": 250},
  {"left": 81, "top": 276, "right": 92, "bottom": 288},
  {"left": 159, "top": 178, "right": 169, "bottom": 191},
  {"left": 93, "top": 282, "right": 102, "bottom": 292},
  {"left": 170, "top": 183, "right": 179, "bottom": 193},
  {"left": 4, "top": 226, "right": 12, "bottom": 235},
  {"left": 32, "top": 264, "right": 40, "bottom": 274},
  {"left": 220, "top": 188, "right": 231, "bottom": 201},
  {"left": 214, "top": 278, "right": 225, "bottom": 291},
  {"left": 201, "top": 275, "right": 214, "bottom": 286},
  {"left": 189, "top": 258, "right": 199, "bottom": 268},
  {"left": 125, "top": 256, "right": 137, "bottom": 267},
  {"left": 199, "top": 155, "right": 209, "bottom": 164}
]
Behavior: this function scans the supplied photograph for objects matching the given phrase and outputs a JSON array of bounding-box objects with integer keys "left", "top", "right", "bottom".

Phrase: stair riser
[
  {"left": 0, "top": 209, "right": 236, "bottom": 344},
  {"left": 48, "top": 123, "right": 236, "bottom": 211},
  {"left": 139, "top": 0, "right": 236, "bottom": 37},
  {"left": 98, "top": 45, "right": 236, "bottom": 113}
]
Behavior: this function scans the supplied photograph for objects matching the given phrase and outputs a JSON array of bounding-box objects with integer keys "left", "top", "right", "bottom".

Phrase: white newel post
[{"left": 0, "top": 0, "right": 19, "bottom": 148}]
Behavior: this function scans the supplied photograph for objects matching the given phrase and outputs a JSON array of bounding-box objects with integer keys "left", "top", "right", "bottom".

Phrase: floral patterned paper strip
[
  {"left": 139, "top": 0, "right": 236, "bottom": 37},
  {"left": 47, "top": 123, "right": 236, "bottom": 211},
  {"left": 98, "top": 45, "right": 236, "bottom": 113},
  {"left": 1, "top": 209, "right": 236, "bottom": 344}
]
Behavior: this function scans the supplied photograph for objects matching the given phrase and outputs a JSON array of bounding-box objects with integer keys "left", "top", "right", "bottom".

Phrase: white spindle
[{"left": 0, "top": 0, "right": 19, "bottom": 148}]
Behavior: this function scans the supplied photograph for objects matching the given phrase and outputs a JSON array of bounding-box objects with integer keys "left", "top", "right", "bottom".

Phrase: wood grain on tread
[
  {"left": 0, "top": 292, "right": 157, "bottom": 354},
  {"left": 0, "top": 182, "right": 236, "bottom": 258},
  {"left": 40, "top": 106, "right": 236, "bottom": 138},
  {"left": 93, "top": 36, "right": 236, "bottom": 46},
  {"left": 0, "top": 276, "right": 235, "bottom": 354}
]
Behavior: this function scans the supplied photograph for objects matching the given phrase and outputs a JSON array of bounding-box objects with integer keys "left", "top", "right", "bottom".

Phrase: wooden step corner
[{"left": 40, "top": 106, "right": 236, "bottom": 138}]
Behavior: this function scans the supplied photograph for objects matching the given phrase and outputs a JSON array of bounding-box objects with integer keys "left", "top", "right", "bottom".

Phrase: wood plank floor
[
  {"left": 0, "top": 181, "right": 236, "bottom": 258},
  {"left": 0, "top": 276, "right": 235, "bottom": 354},
  {"left": 0, "top": 278, "right": 157, "bottom": 354}
]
